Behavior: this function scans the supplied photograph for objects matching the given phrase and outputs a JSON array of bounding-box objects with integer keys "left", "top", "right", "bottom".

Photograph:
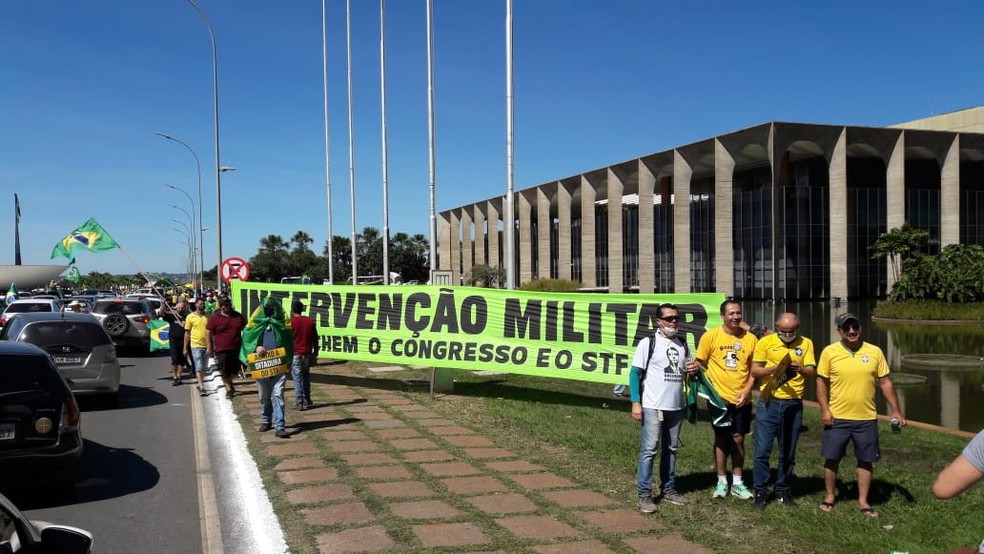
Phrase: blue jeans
[
  {"left": 752, "top": 398, "right": 803, "bottom": 494},
  {"left": 190, "top": 347, "right": 207, "bottom": 375},
  {"left": 291, "top": 355, "right": 311, "bottom": 406},
  {"left": 636, "top": 408, "right": 683, "bottom": 497},
  {"left": 257, "top": 373, "right": 287, "bottom": 431}
]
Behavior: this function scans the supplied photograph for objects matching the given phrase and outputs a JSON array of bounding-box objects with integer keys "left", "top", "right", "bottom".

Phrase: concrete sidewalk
[{"left": 234, "top": 364, "right": 713, "bottom": 553}]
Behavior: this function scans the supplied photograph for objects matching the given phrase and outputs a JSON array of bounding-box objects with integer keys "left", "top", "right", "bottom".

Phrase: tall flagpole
[
  {"left": 426, "top": 0, "right": 437, "bottom": 275},
  {"left": 322, "top": 0, "right": 334, "bottom": 284},
  {"left": 346, "top": 0, "right": 358, "bottom": 281},
  {"left": 13, "top": 194, "right": 22, "bottom": 266},
  {"left": 380, "top": 0, "right": 391, "bottom": 285},
  {"left": 505, "top": 0, "right": 515, "bottom": 289}
]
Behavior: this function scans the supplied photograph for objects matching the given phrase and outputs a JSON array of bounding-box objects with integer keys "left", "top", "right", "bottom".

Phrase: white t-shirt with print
[{"left": 632, "top": 333, "right": 689, "bottom": 411}]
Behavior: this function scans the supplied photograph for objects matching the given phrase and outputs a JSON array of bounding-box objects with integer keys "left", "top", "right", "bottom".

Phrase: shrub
[{"left": 519, "top": 278, "right": 582, "bottom": 292}]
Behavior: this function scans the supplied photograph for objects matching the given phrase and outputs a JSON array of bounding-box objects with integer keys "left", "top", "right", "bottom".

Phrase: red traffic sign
[{"left": 220, "top": 257, "right": 251, "bottom": 283}]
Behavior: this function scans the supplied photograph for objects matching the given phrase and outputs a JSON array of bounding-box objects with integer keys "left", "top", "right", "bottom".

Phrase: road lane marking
[{"left": 192, "top": 386, "right": 224, "bottom": 554}]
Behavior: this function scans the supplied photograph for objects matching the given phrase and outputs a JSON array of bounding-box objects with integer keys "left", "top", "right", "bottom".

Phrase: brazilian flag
[
  {"left": 50, "top": 218, "right": 120, "bottom": 260},
  {"left": 147, "top": 320, "right": 170, "bottom": 352}
]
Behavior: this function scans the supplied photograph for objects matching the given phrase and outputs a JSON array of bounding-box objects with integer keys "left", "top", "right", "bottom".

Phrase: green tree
[
  {"left": 390, "top": 232, "right": 429, "bottom": 283},
  {"left": 930, "top": 244, "right": 984, "bottom": 302},
  {"left": 249, "top": 234, "right": 290, "bottom": 282},
  {"left": 871, "top": 223, "right": 931, "bottom": 284},
  {"left": 287, "top": 231, "right": 318, "bottom": 278},
  {"left": 325, "top": 236, "right": 352, "bottom": 284},
  {"left": 468, "top": 264, "right": 505, "bottom": 288}
]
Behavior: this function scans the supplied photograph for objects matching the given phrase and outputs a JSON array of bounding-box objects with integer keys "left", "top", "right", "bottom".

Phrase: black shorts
[
  {"left": 821, "top": 419, "right": 881, "bottom": 463},
  {"left": 169, "top": 344, "right": 186, "bottom": 367},
  {"left": 712, "top": 403, "right": 753, "bottom": 435},
  {"left": 215, "top": 350, "right": 242, "bottom": 379}
]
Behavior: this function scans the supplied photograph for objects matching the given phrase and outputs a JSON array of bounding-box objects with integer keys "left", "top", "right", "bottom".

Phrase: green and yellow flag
[
  {"left": 50, "top": 218, "right": 120, "bottom": 260},
  {"left": 147, "top": 320, "right": 170, "bottom": 352}
]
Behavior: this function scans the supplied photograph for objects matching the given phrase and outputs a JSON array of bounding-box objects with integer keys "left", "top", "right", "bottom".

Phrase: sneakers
[
  {"left": 257, "top": 423, "right": 272, "bottom": 433},
  {"left": 712, "top": 482, "right": 728, "bottom": 499},
  {"left": 754, "top": 491, "right": 768, "bottom": 510},
  {"left": 776, "top": 491, "right": 797, "bottom": 507},
  {"left": 637, "top": 495, "right": 657, "bottom": 513},
  {"left": 275, "top": 429, "right": 289, "bottom": 439},
  {"left": 731, "top": 482, "right": 754, "bottom": 500},
  {"left": 225, "top": 389, "right": 234, "bottom": 400},
  {"left": 660, "top": 490, "right": 688, "bottom": 506}
]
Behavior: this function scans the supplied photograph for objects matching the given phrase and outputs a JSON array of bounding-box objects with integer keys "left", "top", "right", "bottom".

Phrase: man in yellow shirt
[
  {"left": 750, "top": 312, "right": 816, "bottom": 509},
  {"left": 696, "top": 300, "right": 757, "bottom": 500},
  {"left": 816, "top": 313, "right": 906, "bottom": 518},
  {"left": 183, "top": 298, "right": 210, "bottom": 397}
]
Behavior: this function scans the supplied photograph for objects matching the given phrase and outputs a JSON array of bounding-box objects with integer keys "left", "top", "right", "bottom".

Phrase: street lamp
[
  {"left": 171, "top": 227, "right": 194, "bottom": 282},
  {"left": 183, "top": 0, "right": 223, "bottom": 291},
  {"left": 159, "top": 137, "right": 204, "bottom": 294},
  {"left": 164, "top": 184, "right": 199, "bottom": 292}
]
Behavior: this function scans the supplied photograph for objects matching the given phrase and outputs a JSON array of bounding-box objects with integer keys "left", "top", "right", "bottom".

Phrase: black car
[{"left": 0, "top": 342, "right": 83, "bottom": 495}]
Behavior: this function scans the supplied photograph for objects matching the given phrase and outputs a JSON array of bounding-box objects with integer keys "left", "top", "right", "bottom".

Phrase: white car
[{"left": 0, "top": 299, "right": 62, "bottom": 330}]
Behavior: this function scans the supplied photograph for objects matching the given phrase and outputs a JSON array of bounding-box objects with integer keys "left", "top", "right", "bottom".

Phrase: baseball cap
[{"left": 835, "top": 313, "right": 860, "bottom": 328}]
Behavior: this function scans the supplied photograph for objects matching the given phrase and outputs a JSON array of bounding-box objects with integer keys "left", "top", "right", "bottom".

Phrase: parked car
[
  {"left": 89, "top": 298, "right": 153, "bottom": 350},
  {"left": 0, "top": 312, "right": 121, "bottom": 404},
  {"left": 126, "top": 295, "right": 163, "bottom": 317},
  {"left": 0, "top": 341, "right": 83, "bottom": 496},
  {"left": 0, "top": 299, "right": 62, "bottom": 332},
  {"left": 0, "top": 490, "right": 93, "bottom": 552}
]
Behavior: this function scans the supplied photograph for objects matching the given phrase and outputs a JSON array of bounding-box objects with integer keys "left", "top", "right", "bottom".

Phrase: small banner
[
  {"left": 247, "top": 347, "right": 290, "bottom": 379},
  {"left": 147, "top": 320, "right": 170, "bottom": 352},
  {"left": 231, "top": 282, "right": 724, "bottom": 385}
]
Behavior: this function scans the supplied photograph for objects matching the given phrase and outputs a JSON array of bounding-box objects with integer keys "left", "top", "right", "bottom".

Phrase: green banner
[{"left": 230, "top": 282, "right": 724, "bottom": 385}]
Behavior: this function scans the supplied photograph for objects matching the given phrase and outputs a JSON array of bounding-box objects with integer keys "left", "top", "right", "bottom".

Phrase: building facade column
[
  {"left": 537, "top": 186, "right": 552, "bottom": 280},
  {"left": 557, "top": 182, "right": 572, "bottom": 281},
  {"left": 941, "top": 134, "right": 961, "bottom": 247},
  {"left": 438, "top": 211, "right": 452, "bottom": 271},
  {"left": 886, "top": 133, "right": 905, "bottom": 290},
  {"left": 828, "top": 128, "right": 848, "bottom": 301},
  {"left": 580, "top": 176, "right": 597, "bottom": 288},
  {"left": 473, "top": 204, "right": 486, "bottom": 268},
  {"left": 672, "top": 150, "right": 692, "bottom": 293},
  {"left": 637, "top": 161, "right": 655, "bottom": 294},
  {"left": 449, "top": 209, "right": 461, "bottom": 285},
  {"left": 487, "top": 199, "right": 501, "bottom": 272},
  {"left": 461, "top": 208, "right": 473, "bottom": 282},
  {"left": 607, "top": 168, "right": 624, "bottom": 293},
  {"left": 714, "top": 139, "right": 735, "bottom": 297},
  {"left": 518, "top": 190, "right": 533, "bottom": 285}
]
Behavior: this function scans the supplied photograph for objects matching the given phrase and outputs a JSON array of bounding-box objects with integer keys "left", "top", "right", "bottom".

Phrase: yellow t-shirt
[
  {"left": 696, "top": 326, "right": 757, "bottom": 404},
  {"left": 753, "top": 333, "right": 816, "bottom": 400},
  {"left": 185, "top": 312, "right": 209, "bottom": 349},
  {"left": 816, "top": 341, "right": 890, "bottom": 421}
]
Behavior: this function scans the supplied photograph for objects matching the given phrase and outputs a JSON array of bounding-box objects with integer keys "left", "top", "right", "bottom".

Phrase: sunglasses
[
  {"left": 659, "top": 316, "right": 680, "bottom": 323},
  {"left": 839, "top": 323, "right": 861, "bottom": 331}
]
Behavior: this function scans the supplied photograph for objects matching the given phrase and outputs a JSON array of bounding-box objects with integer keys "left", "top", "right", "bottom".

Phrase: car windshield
[
  {"left": 0, "top": 354, "right": 62, "bottom": 391},
  {"left": 96, "top": 302, "right": 145, "bottom": 315},
  {"left": 4, "top": 303, "right": 52, "bottom": 314},
  {"left": 18, "top": 322, "right": 111, "bottom": 347}
]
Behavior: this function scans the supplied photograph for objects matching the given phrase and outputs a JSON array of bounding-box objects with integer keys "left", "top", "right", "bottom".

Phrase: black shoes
[
  {"left": 754, "top": 491, "right": 768, "bottom": 510},
  {"left": 776, "top": 491, "right": 797, "bottom": 507},
  {"left": 275, "top": 429, "right": 289, "bottom": 439},
  {"left": 257, "top": 423, "right": 272, "bottom": 433}
]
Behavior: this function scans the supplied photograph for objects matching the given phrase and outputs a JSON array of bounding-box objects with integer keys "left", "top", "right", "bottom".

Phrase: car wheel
[{"left": 103, "top": 314, "right": 130, "bottom": 337}]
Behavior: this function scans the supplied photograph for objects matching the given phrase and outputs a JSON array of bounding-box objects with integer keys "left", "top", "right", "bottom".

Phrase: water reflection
[{"left": 742, "top": 300, "right": 984, "bottom": 433}]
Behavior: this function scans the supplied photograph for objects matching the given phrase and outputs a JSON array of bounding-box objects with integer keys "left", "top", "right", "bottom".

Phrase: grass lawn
[{"left": 363, "top": 364, "right": 981, "bottom": 553}]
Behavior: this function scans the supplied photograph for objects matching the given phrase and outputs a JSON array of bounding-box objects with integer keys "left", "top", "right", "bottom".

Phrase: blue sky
[{"left": 2, "top": 0, "right": 983, "bottom": 276}]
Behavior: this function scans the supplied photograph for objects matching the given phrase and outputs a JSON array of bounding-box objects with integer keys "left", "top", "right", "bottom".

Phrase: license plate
[
  {"left": 0, "top": 423, "right": 14, "bottom": 441},
  {"left": 53, "top": 355, "right": 83, "bottom": 365}
]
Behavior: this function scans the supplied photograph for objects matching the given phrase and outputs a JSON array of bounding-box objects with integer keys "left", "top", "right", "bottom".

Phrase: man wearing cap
[
  {"left": 290, "top": 300, "right": 318, "bottom": 411},
  {"left": 749, "top": 312, "right": 816, "bottom": 509},
  {"left": 695, "top": 299, "right": 758, "bottom": 500},
  {"left": 206, "top": 298, "right": 246, "bottom": 400},
  {"left": 816, "top": 313, "right": 906, "bottom": 518}
]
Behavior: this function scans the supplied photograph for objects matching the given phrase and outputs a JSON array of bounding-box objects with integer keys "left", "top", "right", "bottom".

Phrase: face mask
[
  {"left": 778, "top": 331, "right": 798, "bottom": 344},
  {"left": 661, "top": 325, "right": 678, "bottom": 338}
]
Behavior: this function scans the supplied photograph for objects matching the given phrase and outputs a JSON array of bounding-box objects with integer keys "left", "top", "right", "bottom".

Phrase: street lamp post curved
[
  {"left": 164, "top": 184, "right": 199, "bottom": 292},
  {"left": 160, "top": 138, "right": 204, "bottom": 294},
  {"left": 183, "top": 0, "right": 223, "bottom": 292}
]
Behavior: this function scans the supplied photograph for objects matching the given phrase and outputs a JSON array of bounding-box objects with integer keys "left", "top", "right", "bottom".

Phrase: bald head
[{"left": 775, "top": 313, "right": 800, "bottom": 330}]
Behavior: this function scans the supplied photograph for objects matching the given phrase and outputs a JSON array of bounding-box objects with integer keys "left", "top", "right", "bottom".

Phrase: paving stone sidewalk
[{"left": 233, "top": 365, "right": 713, "bottom": 553}]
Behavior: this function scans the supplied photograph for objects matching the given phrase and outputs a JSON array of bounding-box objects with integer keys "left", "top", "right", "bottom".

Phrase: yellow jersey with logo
[
  {"left": 817, "top": 341, "right": 890, "bottom": 421},
  {"left": 753, "top": 333, "right": 816, "bottom": 400},
  {"left": 696, "top": 326, "right": 757, "bottom": 404},
  {"left": 185, "top": 312, "right": 209, "bottom": 348}
]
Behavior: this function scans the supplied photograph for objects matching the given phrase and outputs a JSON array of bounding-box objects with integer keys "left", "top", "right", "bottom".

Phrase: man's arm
[
  {"left": 878, "top": 376, "right": 906, "bottom": 428},
  {"left": 205, "top": 327, "right": 214, "bottom": 357},
  {"left": 816, "top": 376, "right": 833, "bottom": 426},
  {"left": 933, "top": 454, "right": 984, "bottom": 499}
]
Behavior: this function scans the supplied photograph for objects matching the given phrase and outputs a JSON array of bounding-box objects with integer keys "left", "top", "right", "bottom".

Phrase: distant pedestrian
[
  {"left": 750, "top": 312, "right": 816, "bottom": 509},
  {"left": 816, "top": 313, "right": 906, "bottom": 518},
  {"left": 241, "top": 297, "right": 293, "bottom": 438},
  {"left": 290, "top": 300, "right": 318, "bottom": 411},
  {"left": 162, "top": 299, "right": 189, "bottom": 386},
  {"left": 206, "top": 298, "right": 246, "bottom": 400},
  {"left": 183, "top": 299, "right": 209, "bottom": 396}
]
